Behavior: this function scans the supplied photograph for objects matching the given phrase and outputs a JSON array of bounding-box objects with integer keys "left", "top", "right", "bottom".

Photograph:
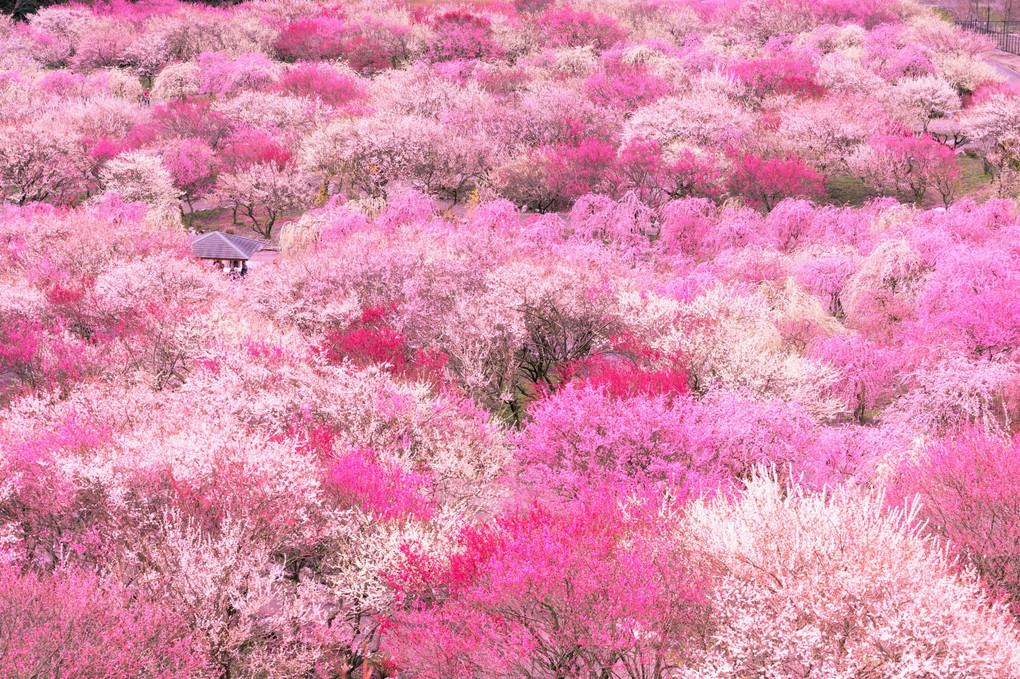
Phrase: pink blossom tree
[
  {"left": 852, "top": 133, "right": 961, "bottom": 206},
  {"left": 388, "top": 497, "right": 709, "bottom": 679},
  {"left": 914, "top": 243, "right": 1020, "bottom": 359},
  {"left": 427, "top": 11, "right": 504, "bottom": 63},
  {"left": 730, "top": 56, "right": 825, "bottom": 107},
  {"left": 148, "top": 96, "right": 234, "bottom": 148},
  {"left": 795, "top": 254, "right": 858, "bottom": 317},
  {"left": 889, "top": 429, "right": 1020, "bottom": 618},
  {"left": 863, "top": 24, "right": 936, "bottom": 80},
  {"left": 162, "top": 137, "right": 217, "bottom": 221},
  {"left": 0, "top": 568, "right": 206, "bottom": 678},
  {"left": 0, "top": 124, "right": 89, "bottom": 205},
  {"left": 807, "top": 333, "right": 896, "bottom": 422},
  {"left": 539, "top": 7, "right": 626, "bottom": 50},
  {"left": 543, "top": 138, "right": 620, "bottom": 207},
  {"left": 196, "top": 51, "right": 282, "bottom": 99},
  {"left": 586, "top": 59, "right": 672, "bottom": 112},
  {"left": 320, "top": 303, "right": 449, "bottom": 386},
  {"left": 617, "top": 138, "right": 723, "bottom": 205},
  {"left": 274, "top": 15, "right": 347, "bottom": 62},
  {"left": 728, "top": 152, "right": 825, "bottom": 212},
  {"left": 277, "top": 63, "right": 365, "bottom": 108}
]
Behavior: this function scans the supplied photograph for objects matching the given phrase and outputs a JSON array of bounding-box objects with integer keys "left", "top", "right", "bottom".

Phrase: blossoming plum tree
[
  {"left": 728, "top": 152, "right": 826, "bottom": 212},
  {"left": 162, "top": 137, "right": 216, "bottom": 219},
  {"left": 851, "top": 132, "right": 960, "bottom": 205},
  {"left": 890, "top": 430, "right": 1020, "bottom": 617},
  {"left": 685, "top": 473, "right": 1020, "bottom": 678},
  {"left": 215, "top": 162, "right": 313, "bottom": 238},
  {"left": 0, "top": 567, "right": 206, "bottom": 678},
  {"left": 0, "top": 123, "right": 90, "bottom": 205},
  {"left": 0, "top": 2, "right": 1017, "bottom": 677},
  {"left": 388, "top": 497, "right": 709, "bottom": 679}
]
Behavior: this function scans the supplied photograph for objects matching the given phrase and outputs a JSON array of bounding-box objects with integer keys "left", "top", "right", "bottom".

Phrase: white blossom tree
[
  {"left": 0, "top": 123, "right": 90, "bottom": 205},
  {"left": 215, "top": 162, "right": 314, "bottom": 239}
]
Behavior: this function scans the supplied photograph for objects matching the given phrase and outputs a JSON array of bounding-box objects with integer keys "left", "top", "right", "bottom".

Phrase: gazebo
[{"left": 190, "top": 231, "right": 262, "bottom": 275}]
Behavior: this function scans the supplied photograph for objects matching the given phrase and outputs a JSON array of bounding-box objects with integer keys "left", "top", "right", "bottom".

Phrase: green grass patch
[
  {"left": 956, "top": 155, "right": 994, "bottom": 199},
  {"left": 824, "top": 175, "right": 879, "bottom": 207}
]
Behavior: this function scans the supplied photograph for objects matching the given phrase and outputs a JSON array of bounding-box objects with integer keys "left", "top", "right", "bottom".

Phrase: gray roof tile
[{"left": 190, "top": 231, "right": 263, "bottom": 260}]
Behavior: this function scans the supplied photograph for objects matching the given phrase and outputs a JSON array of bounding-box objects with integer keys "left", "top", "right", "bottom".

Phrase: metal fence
[{"left": 958, "top": 19, "right": 1020, "bottom": 55}]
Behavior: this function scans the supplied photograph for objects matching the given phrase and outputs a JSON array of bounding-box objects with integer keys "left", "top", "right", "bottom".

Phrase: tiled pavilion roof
[{"left": 190, "top": 231, "right": 262, "bottom": 260}]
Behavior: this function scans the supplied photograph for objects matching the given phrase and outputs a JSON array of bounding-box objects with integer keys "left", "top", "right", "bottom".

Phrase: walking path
[{"left": 986, "top": 50, "right": 1020, "bottom": 84}]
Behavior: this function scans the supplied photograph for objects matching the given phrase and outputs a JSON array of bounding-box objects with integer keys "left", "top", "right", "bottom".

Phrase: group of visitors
[{"left": 212, "top": 260, "right": 248, "bottom": 278}]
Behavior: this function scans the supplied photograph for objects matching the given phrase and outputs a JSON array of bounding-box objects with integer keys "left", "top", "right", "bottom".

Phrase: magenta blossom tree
[
  {"left": 277, "top": 63, "right": 365, "bottom": 107},
  {"left": 162, "top": 137, "right": 217, "bottom": 220},
  {"left": 728, "top": 152, "right": 825, "bottom": 212},
  {"left": 387, "top": 495, "right": 709, "bottom": 679},
  {"left": 0, "top": 568, "right": 206, "bottom": 678},
  {"left": 274, "top": 15, "right": 347, "bottom": 62},
  {"left": 539, "top": 7, "right": 626, "bottom": 49}
]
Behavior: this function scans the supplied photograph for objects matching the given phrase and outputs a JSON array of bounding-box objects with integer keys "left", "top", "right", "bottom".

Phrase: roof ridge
[
  {"left": 215, "top": 232, "right": 250, "bottom": 260},
  {"left": 222, "top": 232, "right": 262, "bottom": 247},
  {"left": 221, "top": 231, "right": 260, "bottom": 243}
]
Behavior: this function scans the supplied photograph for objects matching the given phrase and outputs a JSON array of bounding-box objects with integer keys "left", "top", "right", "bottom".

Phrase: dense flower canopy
[{"left": 2, "top": 0, "right": 1020, "bottom": 677}]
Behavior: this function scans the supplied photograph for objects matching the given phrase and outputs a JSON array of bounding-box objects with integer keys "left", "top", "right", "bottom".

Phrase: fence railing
[{"left": 958, "top": 19, "right": 1020, "bottom": 55}]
